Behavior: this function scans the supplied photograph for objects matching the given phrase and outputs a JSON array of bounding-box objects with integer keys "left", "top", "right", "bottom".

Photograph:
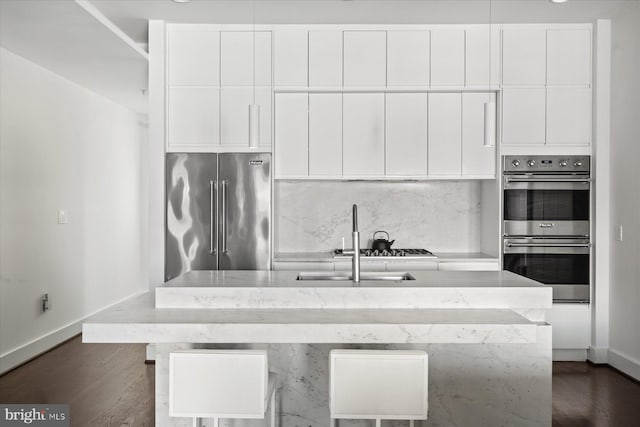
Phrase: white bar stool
[
  {"left": 169, "top": 350, "right": 277, "bottom": 427},
  {"left": 329, "top": 350, "right": 428, "bottom": 427}
]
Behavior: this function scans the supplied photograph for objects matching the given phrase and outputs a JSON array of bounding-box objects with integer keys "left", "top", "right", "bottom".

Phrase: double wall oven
[{"left": 502, "top": 156, "right": 591, "bottom": 302}]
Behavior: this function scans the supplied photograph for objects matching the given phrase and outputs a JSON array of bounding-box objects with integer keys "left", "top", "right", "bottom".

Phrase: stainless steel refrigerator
[{"left": 165, "top": 153, "right": 271, "bottom": 281}]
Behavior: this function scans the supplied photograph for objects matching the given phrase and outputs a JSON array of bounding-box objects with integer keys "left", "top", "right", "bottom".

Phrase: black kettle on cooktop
[{"left": 371, "top": 231, "right": 395, "bottom": 251}]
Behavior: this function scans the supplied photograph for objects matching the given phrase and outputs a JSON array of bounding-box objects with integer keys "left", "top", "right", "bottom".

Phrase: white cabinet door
[
  {"left": 309, "top": 94, "right": 342, "bottom": 176},
  {"left": 385, "top": 93, "right": 428, "bottom": 177},
  {"left": 547, "top": 88, "right": 592, "bottom": 145},
  {"left": 462, "top": 93, "right": 496, "bottom": 177},
  {"left": 220, "top": 88, "right": 251, "bottom": 146},
  {"left": 256, "top": 87, "right": 273, "bottom": 147},
  {"left": 465, "top": 26, "right": 499, "bottom": 87},
  {"left": 274, "top": 29, "right": 308, "bottom": 87},
  {"left": 547, "top": 29, "right": 591, "bottom": 86},
  {"left": 343, "top": 94, "right": 385, "bottom": 177},
  {"left": 430, "top": 29, "right": 465, "bottom": 87},
  {"left": 274, "top": 94, "right": 308, "bottom": 178},
  {"left": 502, "top": 88, "right": 546, "bottom": 145},
  {"left": 547, "top": 304, "right": 591, "bottom": 350},
  {"left": 386, "top": 31, "right": 429, "bottom": 87},
  {"left": 343, "top": 31, "right": 387, "bottom": 87},
  {"left": 167, "top": 27, "right": 220, "bottom": 86},
  {"left": 309, "top": 31, "right": 343, "bottom": 87},
  {"left": 220, "top": 87, "right": 272, "bottom": 147},
  {"left": 428, "top": 93, "right": 462, "bottom": 176},
  {"left": 220, "top": 31, "right": 271, "bottom": 86},
  {"left": 502, "top": 27, "right": 546, "bottom": 85},
  {"left": 168, "top": 87, "right": 220, "bottom": 148}
]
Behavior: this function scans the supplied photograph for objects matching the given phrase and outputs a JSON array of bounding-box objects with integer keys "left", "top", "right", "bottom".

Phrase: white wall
[
  {"left": 0, "top": 48, "right": 146, "bottom": 373},
  {"left": 608, "top": 3, "right": 640, "bottom": 380},
  {"left": 275, "top": 181, "right": 482, "bottom": 253}
]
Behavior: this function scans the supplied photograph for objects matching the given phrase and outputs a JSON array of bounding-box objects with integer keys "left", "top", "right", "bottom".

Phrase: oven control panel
[{"left": 503, "top": 155, "right": 590, "bottom": 173}]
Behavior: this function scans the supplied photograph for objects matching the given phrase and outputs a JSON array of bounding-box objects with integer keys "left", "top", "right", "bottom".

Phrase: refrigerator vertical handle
[
  {"left": 214, "top": 179, "right": 216, "bottom": 255},
  {"left": 221, "top": 180, "right": 228, "bottom": 254}
]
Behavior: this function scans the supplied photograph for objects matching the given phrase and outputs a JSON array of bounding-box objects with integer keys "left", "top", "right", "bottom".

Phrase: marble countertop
[
  {"left": 275, "top": 251, "right": 498, "bottom": 262},
  {"left": 155, "top": 271, "right": 551, "bottom": 312},
  {"left": 161, "top": 270, "right": 541, "bottom": 289},
  {"left": 82, "top": 292, "right": 539, "bottom": 344}
]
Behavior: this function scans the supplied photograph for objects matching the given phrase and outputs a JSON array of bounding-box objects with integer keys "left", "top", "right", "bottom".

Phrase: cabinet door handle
[{"left": 483, "top": 102, "right": 495, "bottom": 147}]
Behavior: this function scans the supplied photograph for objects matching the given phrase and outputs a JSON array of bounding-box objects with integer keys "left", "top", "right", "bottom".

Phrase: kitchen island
[{"left": 83, "top": 270, "right": 552, "bottom": 427}]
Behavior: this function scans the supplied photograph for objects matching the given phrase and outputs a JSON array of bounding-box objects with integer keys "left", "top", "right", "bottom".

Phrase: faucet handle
[{"left": 352, "top": 204, "right": 358, "bottom": 232}]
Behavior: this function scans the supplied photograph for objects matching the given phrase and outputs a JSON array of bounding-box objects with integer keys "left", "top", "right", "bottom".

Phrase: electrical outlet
[
  {"left": 616, "top": 225, "right": 624, "bottom": 242},
  {"left": 57, "top": 210, "right": 69, "bottom": 224},
  {"left": 41, "top": 293, "right": 50, "bottom": 312}
]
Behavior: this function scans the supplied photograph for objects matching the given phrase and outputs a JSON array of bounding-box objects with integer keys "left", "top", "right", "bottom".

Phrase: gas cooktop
[{"left": 333, "top": 248, "right": 436, "bottom": 259}]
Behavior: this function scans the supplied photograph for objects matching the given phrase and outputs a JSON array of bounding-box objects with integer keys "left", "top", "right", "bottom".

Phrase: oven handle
[
  {"left": 504, "top": 176, "right": 590, "bottom": 184},
  {"left": 505, "top": 242, "right": 590, "bottom": 248}
]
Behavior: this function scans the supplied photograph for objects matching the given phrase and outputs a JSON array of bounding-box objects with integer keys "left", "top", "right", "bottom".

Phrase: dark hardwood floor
[
  {"left": 1, "top": 336, "right": 639, "bottom": 426},
  {"left": 0, "top": 336, "right": 154, "bottom": 426},
  {"left": 552, "top": 362, "right": 640, "bottom": 427}
]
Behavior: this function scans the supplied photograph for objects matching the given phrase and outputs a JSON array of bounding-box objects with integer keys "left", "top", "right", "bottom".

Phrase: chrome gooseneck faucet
[{"left": 343, "top": 204, "right": 361, "bottom": 282}]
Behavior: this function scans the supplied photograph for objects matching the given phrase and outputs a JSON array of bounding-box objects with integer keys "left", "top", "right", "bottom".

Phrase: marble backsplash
[{"left": 275, "top": 181, "right": 482, "bottom": 253}]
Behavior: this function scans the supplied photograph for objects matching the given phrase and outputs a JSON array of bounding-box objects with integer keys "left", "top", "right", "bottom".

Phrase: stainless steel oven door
[
  {"left": 503, "top": 237, "right": 590, "bottom": 302},
  {"left": 503, "top": 174, "right": 590, "bottom": 236}
]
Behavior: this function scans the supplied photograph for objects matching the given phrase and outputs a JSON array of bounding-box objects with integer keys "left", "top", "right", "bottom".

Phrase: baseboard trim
[
  {"left": 608, "top": 348, "right": 640, "bottom": 381},
  {"left": 0, "top": 321, "right": 83, "bottom": 375},
  {"left": 553, "top": 349, "right": 588, "bottom": 361},
  {"left": 587, "top": 346, "right": 609, "bottom": 364},
  {"left": 0, "top": 291, "right": 146, "bottom": 375}
]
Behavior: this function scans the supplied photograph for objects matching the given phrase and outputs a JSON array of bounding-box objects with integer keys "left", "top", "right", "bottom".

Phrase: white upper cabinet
[
  {"left": 220, "top": 31, "right": 271, "bottom": 86},
  {"left": 386, "top": 31, "right": 430, "bottom": 87},
  {"left": 220, "top": 87, "right": 272, "bottom": 147},
  {"left": 547, "top": 29, "right": 591, "bottom": 86},
  {"left": 168, "top": 87, "right": 220, "bottom": 148},
  {"left": 547, "top": 88, "right": 592, "bottom": 145},
  {"left": 309, "top": 94, "right": 342, "bottom": 176},
  {"left": 343, "top": 31, "right": 387, "bottom": 87},
  {"left": 428, "top": 93, "right": 462, "bottom": 176},
  {"left": 462, "top": 93, "right": 496, "bottom": 177},
  {"left": 501, "top": 24, "right": 592, "bottom": 151},
  {"left": 168, "top": 27, "right": 220, "bottom": 86},
  {"left": 309, "top": 31, "right": 343, "bottom": 87},
  {"left": 274, "top": 29, "right": 308, "bottom": 87},
  {"left": 502, "top": 27, "right": 546, "bottom": 85},
  {"left": 385, "top": 93, "right": 428, "bottom": 176},
  {"left": 343, "top": 94, "right": 385, "bottom": 176},
  {"left": 220, "top": 88, "right": 252, "bottom": 146},
  {"left": 465, "top": 26, "right": 500, "bottom": 88},
  {"left": 430, "top": 29, "right": 465, "bottom": 87},
  {"left": 164, "top": 23, "right": 593, "bottom": 159},
  {"left": 502, "top": 88, "right": 546, "bottom": 145},
  {"left": 274, "top": 94, "right": 308, "bottom": 178}
]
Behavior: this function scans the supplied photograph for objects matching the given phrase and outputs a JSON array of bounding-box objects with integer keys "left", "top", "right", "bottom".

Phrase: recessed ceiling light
[
  {"left": 550, "top": 0, "right": 569, "bottom": 3},
  {"left": 171, "top": 0, "right": 191, "bottom": 3}
]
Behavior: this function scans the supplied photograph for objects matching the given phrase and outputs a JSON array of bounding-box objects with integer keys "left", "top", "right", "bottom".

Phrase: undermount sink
[{"left": 296, "top": 271, "right": 416, "bottom": 281}]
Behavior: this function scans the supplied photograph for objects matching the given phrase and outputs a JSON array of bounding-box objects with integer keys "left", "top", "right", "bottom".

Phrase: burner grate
[{"left": 333, "top": 248, "right": 434, "bottom": 257}]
